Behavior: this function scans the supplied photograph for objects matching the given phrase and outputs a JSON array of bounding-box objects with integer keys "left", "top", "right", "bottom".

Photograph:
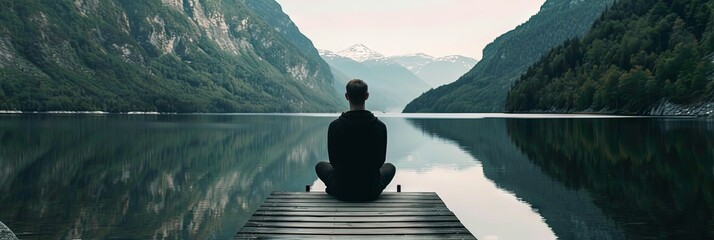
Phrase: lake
[{"left": 0, "top": 114, "right": 712, "bottom": 239}]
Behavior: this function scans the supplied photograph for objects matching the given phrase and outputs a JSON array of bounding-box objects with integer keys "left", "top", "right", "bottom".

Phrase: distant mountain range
[
  {"left": 320, "top": 44, "right": 476, "bottom": 111},
  {"left": 389, "top": 54, "right": 478, "bottom": 87},
  {"left": 385, "top": 53, "right": 434, "bottom": 73},
  {"left": 0, "top": 0, "right": 341, "bottom": 113},
  {"left": 320, "top": 45, "right": 430, "bottom": 112},
  {"left": 404, "top": 0, "right": 614, "bottom": 113},
  {"left": 336, "top": 43, "right": 388, "bottom": 62}
]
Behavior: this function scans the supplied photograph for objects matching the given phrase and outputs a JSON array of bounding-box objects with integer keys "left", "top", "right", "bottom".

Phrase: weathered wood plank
[
  {"left": 268, "top": 192, "right": 437, "bottom": 198},
  {"left": 238, "top": 227, "right": 471, "bottom": 235},
  {"left": 235, "top": 234, "right": 477, "bottom": 239},
  {"left": 264, "top": 198, "right": 444, "bottom": 204},
  {"left": 259, "top": 203, "right": 447, "bottom": 208},
  {"left": 247, "top": 215, "right": 460, "bottom": 223},
  {"left": 263, "top": 201, "right": 444, "bottom": 205},
  {"left": 267, "top": 193, "right": 435, "bottom": 197},
  {"left": 271, "top": 192, "right": 437, "bottom": 196},
  {"left": 244, "top": 221, "right": 466, "bottom": 229},
  {"left": 247, "top": 215, "right": 461, "bottom": 223},
  {"left": 260, "top": 202, "right": 447, "bottom": 208},
  {"left": 266, "top": 195, "right": 440, "bottom": 200},
  {"left": 257, "top": 207, "right": 449, "bottom": 212},
  {"left": 252, "top": 211, "right": 455, "bottom": 217},
  {"left": 267, "top": 195, "right": 439, "bottom": 199}
]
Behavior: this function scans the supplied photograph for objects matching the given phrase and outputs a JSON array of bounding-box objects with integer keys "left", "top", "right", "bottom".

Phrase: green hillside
[
  {"left": 506, "top": 0, "right": 714, "bottom": 114},
  {"left": 404, "top": 0, "right": 613, "bottom": 113},
  {"left": 0, "top": 0, "right": 341, "bottom": 113}
]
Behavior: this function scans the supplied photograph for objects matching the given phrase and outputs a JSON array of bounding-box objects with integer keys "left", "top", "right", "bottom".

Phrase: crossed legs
[{"left": 315, "top": 161, "right": 396, "bottom": 193}]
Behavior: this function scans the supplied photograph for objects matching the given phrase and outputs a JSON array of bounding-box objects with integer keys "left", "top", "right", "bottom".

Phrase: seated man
[{"left": 315, "top": 79, "right": 396, "bottom": 201}]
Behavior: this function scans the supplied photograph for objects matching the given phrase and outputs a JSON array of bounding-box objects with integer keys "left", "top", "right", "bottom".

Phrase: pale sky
[{"left": 275, "top": 0, "right": 546, "bottom": 59}]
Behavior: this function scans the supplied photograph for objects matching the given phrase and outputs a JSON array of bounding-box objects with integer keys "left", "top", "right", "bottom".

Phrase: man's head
[{"left": 345, "top": 79, "right": 369, "bottom": 107}]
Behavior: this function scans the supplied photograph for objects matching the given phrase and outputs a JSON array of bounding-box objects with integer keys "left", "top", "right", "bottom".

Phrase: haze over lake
[{"left": 0, "top": 114, "right": 711, "bottom": 239}]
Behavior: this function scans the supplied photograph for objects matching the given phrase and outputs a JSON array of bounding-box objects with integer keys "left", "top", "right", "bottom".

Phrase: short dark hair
[{"left": 346, "top": 79, "right": 368, "bottom": 105}]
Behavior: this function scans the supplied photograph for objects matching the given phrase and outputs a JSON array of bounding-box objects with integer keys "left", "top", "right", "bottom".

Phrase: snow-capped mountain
[
  {"left": 388, "top": 54, "right": 478, "bottom": 87},
  {"left": 319, "top": 48, "right": 431, "bottom": 112},
  {"left": 388, "top": 53, "right": 435, "bottom": 73},
  {"left": 319, "top": 43, "right": 477, "bottom": 109},
  {"left": 318, "top": 49, "right": 342, "bottom": 59},
  {"left": 415, "top": 55, "right": 478, "bottom": 87},
  {"left": 431, "top": 55, "right": 479, "bottom": 69},
  {"left": 337, "top": 43, "right": 386, "bottom": 62}
]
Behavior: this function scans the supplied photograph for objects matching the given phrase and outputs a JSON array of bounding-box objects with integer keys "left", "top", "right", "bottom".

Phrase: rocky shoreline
[
  {"left": 649, "top": 101, "right": 714, "bottom": 117},
  {"left": 2, "top": 102, "right": 713, "bottom": 117},
  {"left": 0, "top": 221, "right": 17, "bottom": 240},
  {"left": 510, "top": 101, "right": 714, "bottom": 117},
  {"left": 0, "top": 111, "right": 170, "bottom": 115}
]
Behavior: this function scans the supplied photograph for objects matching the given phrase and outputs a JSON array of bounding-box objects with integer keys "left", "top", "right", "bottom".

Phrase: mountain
[
  {"left": 388, "top": 53, "right": 435, "bottom": 73},
  {"left": 415, "top": 55, "right": 478, "bottom": 87},
  {"left": 0, "top": 0, "right": 341, "bottom": 113},
  {"left": 320, "top": 45, "right": 431, "bottom": 112},
  {"left": 404, "top": 0, "right": 614, "bottom": 113},
  {"left": 336, "top": 43, "right": 386, "bottom": 62},
  {"left": 389, "top": 54, "right": 478, "bottom": 87},
  {"left": 506, "top": 0, "right": 714, "bottom": 114}
]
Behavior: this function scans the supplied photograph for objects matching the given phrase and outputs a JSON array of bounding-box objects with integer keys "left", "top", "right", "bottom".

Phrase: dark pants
[{"left": 315, "top": 161, "right": 396, "bottom": 196}]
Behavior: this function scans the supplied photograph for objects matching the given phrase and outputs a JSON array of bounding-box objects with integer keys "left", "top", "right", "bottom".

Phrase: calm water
[{"left": 0, "top": 114, "right": 712, "bottom": 239}]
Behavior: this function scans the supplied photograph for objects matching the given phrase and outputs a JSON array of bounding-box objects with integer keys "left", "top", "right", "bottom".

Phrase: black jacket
[{"left": 327, "top": 110, "right": 387, "bottom": 201}]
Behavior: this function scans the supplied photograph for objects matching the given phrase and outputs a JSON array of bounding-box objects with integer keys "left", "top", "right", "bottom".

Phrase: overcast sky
[{"left": 275, "top": 0, "right": 546, "bottom": 59}]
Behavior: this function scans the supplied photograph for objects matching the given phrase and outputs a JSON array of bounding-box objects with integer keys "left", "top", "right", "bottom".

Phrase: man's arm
[
  {"left": 327, "top": 121, "right": 339, "bottom": 168},
  {"left": 376, "top": 122, "right": 387, "bottom": 168}
]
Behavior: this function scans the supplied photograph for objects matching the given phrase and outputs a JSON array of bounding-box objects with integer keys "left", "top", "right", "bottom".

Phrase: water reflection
[
  {"left": 506, "top": 118, "right": 714, "bottom": 239},
  {"left": 320, "top": 118, "right": 557, "bottom": 240},
  {"left": 410, "top": 118, "right": 625, "bottom": 240},
  {"left": 5, "top": 115, "right": 705, "bottom": 239},
  {"left": 0, "top": 115, "right": 331, "bottom": 239}
]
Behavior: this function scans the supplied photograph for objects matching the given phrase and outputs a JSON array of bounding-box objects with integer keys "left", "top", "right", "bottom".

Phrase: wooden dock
[{"left": 235, "top": 191, "right": 475, "bottom": 239}]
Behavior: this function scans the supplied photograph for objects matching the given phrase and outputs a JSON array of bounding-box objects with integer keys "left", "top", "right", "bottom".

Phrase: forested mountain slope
[
  {"left": 404, "top": 0, "right": 613, "bottom": 113},
  {"left": 506, "top": 0, "right": 714, "bottom": 114},
  {"left": 0, "top": 0, "right": 341, "bottom": 112}
]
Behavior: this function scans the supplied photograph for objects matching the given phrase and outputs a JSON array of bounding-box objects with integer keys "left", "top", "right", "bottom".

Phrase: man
[{"left": 315, "top": 79, "right": 396, "bottom": 201}]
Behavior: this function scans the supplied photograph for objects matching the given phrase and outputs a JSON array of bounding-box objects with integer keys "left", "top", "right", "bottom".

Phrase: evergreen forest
[
  {"left": 403, "top": 0, "right": 613, "bottom": 113},
  {"left": 506, "top": 0, "right": 714, "bottom": 113}
]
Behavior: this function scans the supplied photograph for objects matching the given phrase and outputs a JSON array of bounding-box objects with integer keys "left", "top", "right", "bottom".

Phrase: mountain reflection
[
  {"left": 411, "top": 117, "right": 714, "bottom": 239},
  {"left": 506, "top": 118, "right": 714, "bottom": 239},
  {"left": 0, "top": 115, "right": 330, "bottom": 239},
  {"left": 3, "top": 115, "right": 711, "bottom": 239},
  {"left": 409, "top": 118, "right": 624, "bottom": 239}
]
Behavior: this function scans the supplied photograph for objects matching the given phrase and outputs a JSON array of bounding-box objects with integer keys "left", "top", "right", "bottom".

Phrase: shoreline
[
  {"left": 0, "top": 220, "right": 17, "bottom": 240},
  {"left": 0, "top": 110, "right": 708, "bottom": 119},
  {"left": 0, "top": 110, "right": 169, "bottom": 115}
]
